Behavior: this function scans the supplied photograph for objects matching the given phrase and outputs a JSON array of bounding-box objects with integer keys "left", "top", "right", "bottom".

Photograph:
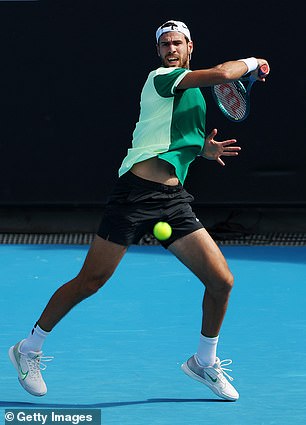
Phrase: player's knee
[
  {"left": 209, "top": 271, "right": 234, "bottom": 300},
  {"left": 82, "top": 279, "right": 105, "bottom": 296},
  {"left": 224, "top": 271, "right": 234, "bottom": 294},
  {"left": 75, "top": 271, "right": 112, "bottom": 298}
]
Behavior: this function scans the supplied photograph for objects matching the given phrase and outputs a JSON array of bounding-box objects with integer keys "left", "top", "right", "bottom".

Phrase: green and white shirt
[{"left": 119, "top": 67, "right": 206, "bottom": 184}]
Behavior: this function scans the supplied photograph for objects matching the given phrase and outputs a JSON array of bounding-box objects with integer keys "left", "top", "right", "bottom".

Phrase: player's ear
[
  {"left": 187, "top": 41, "right": 193, "bottom": 61},
  {"left": 156, "top": 43, "right": 161, "bottom": 57}
]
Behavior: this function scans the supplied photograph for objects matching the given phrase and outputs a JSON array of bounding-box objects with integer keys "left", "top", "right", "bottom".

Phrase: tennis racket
[{"left": 211, "top": 64, "right": 269, "bottom": 122}]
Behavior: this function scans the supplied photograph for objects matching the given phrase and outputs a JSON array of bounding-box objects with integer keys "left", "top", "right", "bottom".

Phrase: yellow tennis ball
[{"left": 153, "top": 221, "right": 172, "bottom": 241}]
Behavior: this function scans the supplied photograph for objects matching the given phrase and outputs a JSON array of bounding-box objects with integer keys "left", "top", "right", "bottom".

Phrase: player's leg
[
  {"left": 37, "top": 235, "right": 127, "bottom": 331},
  {"left": 9, "top": 235, "right": 127, "bottom": 396},
  {"left": 168, "top": 228, "right": 233, "bottom": 336},
  {"left": 168, "top": 228, "right": 239, "bottom": 400}
]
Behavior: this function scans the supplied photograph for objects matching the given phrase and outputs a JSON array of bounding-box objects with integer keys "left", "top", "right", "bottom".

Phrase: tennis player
[{"left": 9, "top": 20, "right": 269, "bottom": 401}]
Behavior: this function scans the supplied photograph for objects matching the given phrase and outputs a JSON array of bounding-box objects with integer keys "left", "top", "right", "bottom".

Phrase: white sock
[
  {"left": 20, "top": 323, "right": 50, "bottom": 353},
  {"left": 195, "top": 334, "right": 219, "bottom": 367}
]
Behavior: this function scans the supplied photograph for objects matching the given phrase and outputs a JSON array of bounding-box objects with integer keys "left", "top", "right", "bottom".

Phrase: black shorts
[{"left": 97, "top": 171, "right": 203, "bottom": 248}]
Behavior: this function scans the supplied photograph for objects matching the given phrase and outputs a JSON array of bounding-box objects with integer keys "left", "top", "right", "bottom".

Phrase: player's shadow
[{"left": 0, "top": 397, "right": 230, "bottom": 408}]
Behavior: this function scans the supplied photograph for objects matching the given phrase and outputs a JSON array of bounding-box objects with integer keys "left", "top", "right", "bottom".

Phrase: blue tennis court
[{"left": 1, "top": 244, "right": 306, "bottom": 425}]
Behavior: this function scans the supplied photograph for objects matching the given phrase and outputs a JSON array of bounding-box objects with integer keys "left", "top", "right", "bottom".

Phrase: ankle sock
[
  {"left": 195, "top": 334, "right": 219, "bottom": 367},
  {"left": 20, "top": 323, "right": 50, "bottom": 353}
]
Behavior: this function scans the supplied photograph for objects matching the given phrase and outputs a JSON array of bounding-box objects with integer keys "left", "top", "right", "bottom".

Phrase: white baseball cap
[{"left": 156, "top": 20, "right": 191, "bottom": 43}]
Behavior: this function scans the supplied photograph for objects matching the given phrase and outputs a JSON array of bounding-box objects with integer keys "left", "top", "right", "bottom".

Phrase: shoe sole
[
  {"left": 181, "top": 361, "right": 238, "bottom": 401},
  {"left": 8, "top": 345, "right": 46, "bottom": 397}
]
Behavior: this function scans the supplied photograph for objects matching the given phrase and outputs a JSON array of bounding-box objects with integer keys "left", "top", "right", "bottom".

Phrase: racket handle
[{"left": 258, "top": 64, "right": 269, "bottom": 77}]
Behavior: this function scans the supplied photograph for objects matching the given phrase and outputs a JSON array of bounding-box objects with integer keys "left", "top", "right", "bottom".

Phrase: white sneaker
[
  {"left": 181, "top": 355, "right": 239, "bottom": 401},
  {"left": 8, "top": 339, "right": 53, "bottom": 396}
]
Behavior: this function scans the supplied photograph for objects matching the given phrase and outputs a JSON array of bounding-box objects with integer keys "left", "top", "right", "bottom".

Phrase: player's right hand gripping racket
[{"left": 211, "top": 64, "right": 269, "bottom": 122}]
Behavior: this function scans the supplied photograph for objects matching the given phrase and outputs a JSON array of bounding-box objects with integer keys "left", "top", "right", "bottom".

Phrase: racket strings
[{"left": 213, "top": 82, "right": 247, "bottom": 121}]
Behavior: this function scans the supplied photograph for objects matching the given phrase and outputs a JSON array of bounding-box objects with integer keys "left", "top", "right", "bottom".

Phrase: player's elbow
[{"left": 218, "top": 69, "right": 232, "bottom": 82}]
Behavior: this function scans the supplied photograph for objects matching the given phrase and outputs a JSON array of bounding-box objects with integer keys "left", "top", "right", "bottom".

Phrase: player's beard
[{"left": 162, "top": 51, "right": 190, "bottom": 69}]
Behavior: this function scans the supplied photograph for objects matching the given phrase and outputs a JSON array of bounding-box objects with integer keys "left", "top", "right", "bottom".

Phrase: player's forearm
[{"left": 178, "top": 59, "right": 255, "bottom": 89}]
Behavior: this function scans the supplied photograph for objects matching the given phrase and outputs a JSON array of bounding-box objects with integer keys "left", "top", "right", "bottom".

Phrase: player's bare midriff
[{"left": 131, "top": 157, "right": 179, "bottom": 186}]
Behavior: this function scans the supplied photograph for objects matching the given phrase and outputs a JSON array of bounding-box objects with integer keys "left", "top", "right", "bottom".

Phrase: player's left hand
[{"left": 201, "top": 128, "right": 241, "bottom": 166}]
